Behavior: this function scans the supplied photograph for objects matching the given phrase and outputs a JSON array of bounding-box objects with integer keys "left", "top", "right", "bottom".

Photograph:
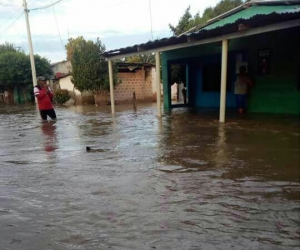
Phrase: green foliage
[
  {"left": 0, "top": 43, "right": 52, "bottom": 87},
  {"left": 65, "top": 36, "right": 85, "bottom": 61},
  {"left": 34, "top": 55, "right": 52, "bottom": 77},
  {"left": 0, "top": 42, "right": 17, "bottom": 54},
  {"left": 171, "top": 64, "right": 186, "bottom": 84},
  {"left": 67, "top": 37, "right": 118, "bottom": 93},
  {"left": 169, "top": 7, "right": 193, "bottom": 36},
  {"left": 168, "top": 0, "right": 244, "bottom": 84},
  {"left": 0, "top": 52, "right": 30, "bottom": 86},
  {"left": 169, "top": 0, "right": 244, "bottom": 35},
  {"left": 125, "top": 54, "right": 155, "bottom": 64},
  {"left": 54, "top": 89, "right": 71, "bottom": 104}
]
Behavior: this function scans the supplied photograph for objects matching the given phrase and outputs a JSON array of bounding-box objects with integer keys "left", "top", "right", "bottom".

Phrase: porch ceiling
[{"left": 103, "top": 1, "right": 300, "bottom": 60}]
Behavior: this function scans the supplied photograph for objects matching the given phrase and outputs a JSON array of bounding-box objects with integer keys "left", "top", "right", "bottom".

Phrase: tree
[
  {"left": 170, "top": 64, "right": 185, "bottom": 84},
  {"left": 169, "top": 0, "right": 244, "bottom": 35},
  {"left": 0, "top": 46, "right": 51, "bottom": 87},
  {"left": 168, "top": 0, "right": 244, "bottom": 84},
  {"left": 65, "top": 36, "right": 85, "bottom": 61},
  {"left": 0, "top": 42, "right": 17, "bottom": 54},
  {"left": 34, "top": 55, "right": 53, "bottom": 79},
  {"left": 169, "top": 7, "right": 193, "bottom": 36},
  {"left": 68, "top": 37, "right": 118, "bottom": 93}
]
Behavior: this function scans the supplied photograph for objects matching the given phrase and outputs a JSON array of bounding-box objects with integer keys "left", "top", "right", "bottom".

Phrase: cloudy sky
[{"left": 0, "top": 0, "right": 220, "bottom": 63}]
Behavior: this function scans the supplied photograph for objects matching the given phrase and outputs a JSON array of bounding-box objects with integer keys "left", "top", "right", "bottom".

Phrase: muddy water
[{"left": 0, "top": 103, "right": 299, "bottom": 250}]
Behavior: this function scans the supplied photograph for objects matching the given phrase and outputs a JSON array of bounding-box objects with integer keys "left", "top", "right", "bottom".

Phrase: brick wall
[
  {"left": 95, "top": 67, "right": 155, "bottom": 105},
  {"left": 115, "top": 68, "right": 154, "bottom": 103}
]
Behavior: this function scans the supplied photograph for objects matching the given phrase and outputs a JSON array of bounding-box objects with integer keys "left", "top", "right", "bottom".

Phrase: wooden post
[
  {"left": 108, "top": 60, "right": 115, "bottom": 115},
  {"left": 219, "top": 39, "right": 228, "bottom": 123},
  {"left": 133, "top": 91, "right": 137, "bottom": 111}
]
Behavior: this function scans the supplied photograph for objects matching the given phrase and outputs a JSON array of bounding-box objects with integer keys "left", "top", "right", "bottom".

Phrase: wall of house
[
  {"left": 162, "top": 43, "right": 232, "bottom": 110},
  {"left": 162, "top": 27, "right": 300, "bottom": 115},
  {"left": 233, "top": 28, "right": 300, "bottom": 115},
  {"left": 112, "top": 67, "right": 154, "bottom": 104},
  {"left": 151, "top": 67, "right": 161, "bottom": 101},
  {"left": 13, "top": 86, "right": 32, "bottom": 104},
  {"left": 51, "top": 61, "right": 72, "bottom": 74},
  {"left": 59, "top": 76, "right": 94, "bottom": 105},
  {"left": 58, "top": 67, "right": 156, "bottom": 106}
]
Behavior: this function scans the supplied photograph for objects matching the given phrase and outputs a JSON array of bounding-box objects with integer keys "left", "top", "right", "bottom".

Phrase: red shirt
[{"left": 34, "top": 86, "right": 54, "bottom": 110}]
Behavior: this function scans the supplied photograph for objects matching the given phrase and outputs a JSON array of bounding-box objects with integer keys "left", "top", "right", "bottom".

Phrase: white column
[
  {"left": 155, "top": 51, "right": 162, "bottom": 117},
  {"left": 108, "top": 60, "right": 115, "bottom": 115},
  {"left": 219, "top": 39, "right": 228, "bottom": 123}
]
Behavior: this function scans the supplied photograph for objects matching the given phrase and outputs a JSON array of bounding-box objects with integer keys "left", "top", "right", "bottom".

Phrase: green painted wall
[
  {"left": 231, "top": 28, "right": 300, "bottom": 115},
  {"left": 13, "top": 86, "right": 32, "bottom": 104},
  {"left": 162, "top": 27, "right": 300, "bottom": 115},
  {"left": 162, "top": 53, "right": 170, "bottom": 110}
]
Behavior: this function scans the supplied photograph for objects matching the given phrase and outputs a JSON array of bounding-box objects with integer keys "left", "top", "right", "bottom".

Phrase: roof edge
[{"left": 182, "top": 0, "right": 300, "bottom": 35}]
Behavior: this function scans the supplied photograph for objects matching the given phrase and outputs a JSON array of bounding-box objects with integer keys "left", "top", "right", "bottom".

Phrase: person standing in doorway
[
  {"left": 182, "top": 85, "right": 187, "bottom": 104},
  {"left": 4, "top": 88, "right": 9, "bottom": 104},
  {"left": 234, "top": 66, "right": 254, "bottom": 114},
  {"left": 34, "top": 76, "right": 56, "bottom": 121}
]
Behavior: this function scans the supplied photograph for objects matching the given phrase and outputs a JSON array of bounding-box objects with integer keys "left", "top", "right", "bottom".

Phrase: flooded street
[{"left": 0, "top": 103, "right": 299, "bottom": 250}]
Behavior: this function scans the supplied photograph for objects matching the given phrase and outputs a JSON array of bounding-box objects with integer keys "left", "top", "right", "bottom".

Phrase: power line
[
  {"left": 0, "top": 12, "right": 24, "bottom": 35},
  {"left": 0, "top": 8, "right": 23, "bottom": 30},
  {"left": 51, "top": 0, "right": 66, "bottom": 55},
  {"left": 30, "top": 0, "right": 66, "bottom": 11}
]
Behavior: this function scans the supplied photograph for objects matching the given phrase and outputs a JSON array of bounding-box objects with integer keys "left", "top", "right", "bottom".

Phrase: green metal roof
[{"left": 203, "top": 5, "right": 300, "bottom": 31}]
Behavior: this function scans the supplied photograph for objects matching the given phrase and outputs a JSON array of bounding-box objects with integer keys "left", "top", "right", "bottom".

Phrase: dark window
[{"left": 202, "top": 64, "right": 232, "bottom": 92}]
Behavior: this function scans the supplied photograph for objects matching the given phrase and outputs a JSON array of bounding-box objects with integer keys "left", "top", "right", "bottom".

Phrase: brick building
[{"left": 52, "top": 61, "right": 157, "bottom": 105}]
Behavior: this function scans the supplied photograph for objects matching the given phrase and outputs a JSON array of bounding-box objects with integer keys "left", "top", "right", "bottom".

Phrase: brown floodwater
[{"left": 0, "top": 103, "right": 299, "bottom": 250}]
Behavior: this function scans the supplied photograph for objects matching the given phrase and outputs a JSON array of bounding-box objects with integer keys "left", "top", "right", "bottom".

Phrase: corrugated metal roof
[{"left": 202, "top": 5, "right": 300, "bottom": 30}]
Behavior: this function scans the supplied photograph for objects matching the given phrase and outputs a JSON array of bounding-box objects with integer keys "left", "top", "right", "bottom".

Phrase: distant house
[
  {"left": 50, "top": 60, "right": 93, "bottom": 105},
  {"left": 103, "top": 0, "right": 300, "bottom": 121},
  {"left": 50, "top": 61, "right": 157, "bottom": 105},
  {"left": 113, "top": 62, "right": 157, "bottom": 104},
  {"left": 51, "top": 60, "right": 72, "bottom": 75}
]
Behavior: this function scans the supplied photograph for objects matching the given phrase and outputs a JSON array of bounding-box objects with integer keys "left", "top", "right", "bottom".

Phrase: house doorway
[{"left": 169, "top": 62, "right": 188, "bottom": 106}]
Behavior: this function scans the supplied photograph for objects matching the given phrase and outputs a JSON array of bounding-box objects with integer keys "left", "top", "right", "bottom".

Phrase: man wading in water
[{"left": 34, "top": 76, "right": 57, "bottom": 121}]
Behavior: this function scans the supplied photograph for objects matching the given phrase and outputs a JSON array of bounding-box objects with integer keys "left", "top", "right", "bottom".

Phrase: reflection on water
[
  {"left": 41, "top": 121, "right": 57, "bottom": 153},
  {"left": 0, "top": 103, "right": 299, "bottom": 250}
]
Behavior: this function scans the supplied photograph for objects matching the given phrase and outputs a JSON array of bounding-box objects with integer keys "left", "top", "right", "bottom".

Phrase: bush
[{"left": 54, "top": 89, "right": 71, "bottom": 104}]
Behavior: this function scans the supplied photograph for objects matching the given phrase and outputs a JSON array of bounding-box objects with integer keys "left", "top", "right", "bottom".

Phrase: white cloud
[
  {"left": 0, "top": 0, "right": 21, "bottom": 8},
  {"left": 0, "top": 0, "right": 220, "bottom": 62}
]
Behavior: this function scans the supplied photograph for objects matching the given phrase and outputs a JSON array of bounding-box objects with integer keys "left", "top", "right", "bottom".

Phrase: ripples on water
[{"left": 0, "top": 104, "right": 299, "bottom": 250}]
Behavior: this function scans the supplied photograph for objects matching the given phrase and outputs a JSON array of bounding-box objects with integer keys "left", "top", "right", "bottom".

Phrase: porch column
[
  {"left": 108, "top": 60, "right": 115, "bottom": 115},
  {"left": 155, "top": 51, "right": 162, "bottom": 117},
  {"left": 219, "top": 39, "right": 228, "bottom": 123}
]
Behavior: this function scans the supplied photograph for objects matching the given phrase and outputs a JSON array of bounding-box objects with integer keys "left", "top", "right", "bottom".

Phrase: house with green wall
[{"left": 104, "top": 0, "right": 300, "bottom": 121}]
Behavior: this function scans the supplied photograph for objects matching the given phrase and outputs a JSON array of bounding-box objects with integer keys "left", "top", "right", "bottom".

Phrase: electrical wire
[
  {"left": 0, "top": 8, "right": 23, "bottom": 30},
  {"left": 30, "top": 0, "right": 66, "bottom": 11},
  {"left": 51, "top": 0, "right": 66, "bottom": 55},
  {"left": 0, "top": 12, "right": 24, "bottom": 35}
]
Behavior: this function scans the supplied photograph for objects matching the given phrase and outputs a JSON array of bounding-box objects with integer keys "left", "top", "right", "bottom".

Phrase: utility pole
[{"left": 23, "top": 0, "right": 37, "bottom": 88}]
